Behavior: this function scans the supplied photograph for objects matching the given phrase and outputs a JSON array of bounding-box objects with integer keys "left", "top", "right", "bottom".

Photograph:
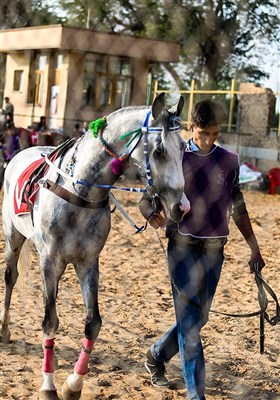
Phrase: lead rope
[
  {"left": 154, "top": 230, "right": 280, "bottom": 354},
  {"left": 109, "top": 192, "right": 147, "bottom": 234}
]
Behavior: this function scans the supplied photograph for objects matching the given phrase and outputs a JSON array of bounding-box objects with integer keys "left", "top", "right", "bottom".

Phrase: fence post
[
  {"left": 153, "top": 79, "right": 159, "bottom": 100},
  {"left": 187, "top": 79, "right": 195, "bottom": 124},
  {"left": 228, "top": 79, "right": 235, "bottom": 132}
]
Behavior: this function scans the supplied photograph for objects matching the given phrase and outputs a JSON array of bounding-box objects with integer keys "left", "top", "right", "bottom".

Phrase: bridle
[{"left": 40, "top": 110, "right": 182, "bottom": 232}]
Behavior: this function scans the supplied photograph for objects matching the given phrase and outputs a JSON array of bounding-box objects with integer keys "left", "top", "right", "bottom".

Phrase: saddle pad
[{"left": 14, "top": 158, "right": 45, "bottom": 215}]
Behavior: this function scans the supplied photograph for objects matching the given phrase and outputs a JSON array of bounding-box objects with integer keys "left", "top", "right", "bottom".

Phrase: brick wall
[
  {"left": 238, "top": 83, "right": 276, "bottom": 136},
  {"left": 219, "top": 83, "right": 280, "bottom": 173}
]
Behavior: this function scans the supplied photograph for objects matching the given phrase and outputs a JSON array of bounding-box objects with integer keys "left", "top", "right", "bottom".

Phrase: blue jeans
[{"left": 150, "top": 237, "right": 224, "bottom": 400}]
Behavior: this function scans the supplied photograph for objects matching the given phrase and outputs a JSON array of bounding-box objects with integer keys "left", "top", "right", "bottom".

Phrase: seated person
[{"left": 5, "top": 112, "right": 15, "bottom": 129}]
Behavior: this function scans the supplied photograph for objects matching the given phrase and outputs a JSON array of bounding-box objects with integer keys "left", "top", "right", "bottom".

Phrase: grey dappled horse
[{"left": 0, "top": 93, "right": 189, "bottom": 400}]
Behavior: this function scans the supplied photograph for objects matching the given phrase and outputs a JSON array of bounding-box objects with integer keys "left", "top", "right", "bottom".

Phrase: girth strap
[{"left": 41, "top": 179, "right": 109, "bottom": 209}]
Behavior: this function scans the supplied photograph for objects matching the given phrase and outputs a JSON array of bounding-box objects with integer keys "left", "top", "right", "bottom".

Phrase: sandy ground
[{"left": 0, "top": 187, "right": 279, "bottom": 400}]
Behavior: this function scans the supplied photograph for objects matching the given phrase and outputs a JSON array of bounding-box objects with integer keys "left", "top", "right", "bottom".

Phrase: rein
[{"left": 155, "top": 230, "right": 280, "bottom": 354}]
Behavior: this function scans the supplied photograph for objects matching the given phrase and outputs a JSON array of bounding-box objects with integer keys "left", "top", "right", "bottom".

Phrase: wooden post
[
  {"left": 153, "top": 79, "right": 159, "bottom": 100},
  {"left": 228, "top": 79, "right": 235, "bottom": 132},
  {"left": 187, "top": 79, "right": 195, "bottom": 124}
]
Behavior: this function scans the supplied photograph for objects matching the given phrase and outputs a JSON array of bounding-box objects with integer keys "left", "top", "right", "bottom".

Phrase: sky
[{"left": 262, "top": 65, "right": 280, "bottom": 93}]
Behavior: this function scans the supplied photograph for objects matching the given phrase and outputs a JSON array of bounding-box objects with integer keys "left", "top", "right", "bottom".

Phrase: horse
[{"left": 0, "top": 93, "right": 190, "bottom": 400}]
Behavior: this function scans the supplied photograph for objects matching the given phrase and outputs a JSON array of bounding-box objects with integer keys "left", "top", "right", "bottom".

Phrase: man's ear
[{"left": 189, "top": 123, "right": 195, "bottom": 131}]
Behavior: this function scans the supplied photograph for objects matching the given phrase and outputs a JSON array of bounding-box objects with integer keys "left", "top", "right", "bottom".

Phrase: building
[{"left": 0, "top": 25, "right": 180, "bottom": 134}]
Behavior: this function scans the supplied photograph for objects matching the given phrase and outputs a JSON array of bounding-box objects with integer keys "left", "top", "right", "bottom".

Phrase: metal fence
[{"left": 153, "top": 79, "right": 280, "bottom": 136}]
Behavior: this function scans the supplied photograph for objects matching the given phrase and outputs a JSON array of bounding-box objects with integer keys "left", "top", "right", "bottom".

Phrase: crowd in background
[{"left": 0, "top": 97, "right": 89, "bottom": 164}]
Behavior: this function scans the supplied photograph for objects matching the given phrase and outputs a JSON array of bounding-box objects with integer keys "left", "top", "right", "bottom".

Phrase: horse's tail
[{"left": 18, "top": 240, "right": 31, "bottom": 289}]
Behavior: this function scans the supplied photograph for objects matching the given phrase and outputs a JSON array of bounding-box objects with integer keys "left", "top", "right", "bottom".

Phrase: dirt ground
[{"left": 0, "top": 187, "right": 279, "bottom": 400}]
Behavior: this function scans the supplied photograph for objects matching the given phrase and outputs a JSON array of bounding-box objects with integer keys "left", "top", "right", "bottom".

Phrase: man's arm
[
  {"left": 231, "top": 165, "right": 265, "bottom": 271},
  {"left": 232, "top": 212, "right": 265, "bottom": 271},
  {"left": 139, "top": 197, "right": 167, "bottom": 230}
]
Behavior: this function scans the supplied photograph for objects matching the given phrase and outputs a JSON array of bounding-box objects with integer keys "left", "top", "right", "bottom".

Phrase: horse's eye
[{"left": 154, "top": 143, "right": 165, "bottom": 158}]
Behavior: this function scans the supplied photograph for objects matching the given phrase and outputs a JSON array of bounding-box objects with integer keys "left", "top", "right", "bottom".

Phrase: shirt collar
[{"left": 186, "top": 138, "right": 200, "bottom": 152}]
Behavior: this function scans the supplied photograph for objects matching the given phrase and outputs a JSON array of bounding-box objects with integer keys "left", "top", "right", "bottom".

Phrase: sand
[{"left": 0, "top": 187, "right": 279, "bottom": 400}]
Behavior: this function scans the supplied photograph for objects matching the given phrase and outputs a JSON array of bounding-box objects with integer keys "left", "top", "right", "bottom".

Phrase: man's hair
[
  {"left": 4, "top": 97, "right": 9, "bottom": 101},
  {"left": 191, "top": 99, "right": 225, "bottom": 128}
]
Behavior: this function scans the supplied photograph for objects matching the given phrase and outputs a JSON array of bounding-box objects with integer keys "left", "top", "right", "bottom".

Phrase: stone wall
[
  {"left": 238, "top": 83, "right": 276, "bottom": 136},
  {"left": 220, "top": 83, "right": 279, "bottom": 173}
]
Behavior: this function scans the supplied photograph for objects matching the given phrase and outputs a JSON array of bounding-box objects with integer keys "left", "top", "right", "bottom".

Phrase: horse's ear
[
  {"left": 176, "top": 96, "right": 184, "bottom": 116},
  {"left": 167, "top": 96, "right": 184, "bottom": 116},
  {"left": 152, "top": 92, "right": 165, "bottom": 120}
]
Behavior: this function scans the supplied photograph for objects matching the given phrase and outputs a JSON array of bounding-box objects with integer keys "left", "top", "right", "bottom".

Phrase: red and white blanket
[{"left": 14, "top": 158, "right": 46, "bottom": 215}]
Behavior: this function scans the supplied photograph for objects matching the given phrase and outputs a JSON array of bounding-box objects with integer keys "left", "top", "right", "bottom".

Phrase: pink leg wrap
[
  {"left": 42, "top": 338, "right": 55, "bottom": 373},
  {"left": 74, "top": 338, "right": 95, "bottom": 375}
]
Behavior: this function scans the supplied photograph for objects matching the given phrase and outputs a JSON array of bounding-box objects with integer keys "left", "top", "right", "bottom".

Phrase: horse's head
[{"left": 129, "top": 93, "right": 190, "bottom": 223}]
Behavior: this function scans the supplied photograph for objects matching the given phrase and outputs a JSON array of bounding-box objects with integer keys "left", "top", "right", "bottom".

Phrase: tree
[
  {"left": 56, "top": 0, "right": 279, "bottom": 86},
  {"left": 174, "top": 0, "right": 280, "bottom": 84},
  {"left": 0, "top": 0, "right": 64, "bottom": 29},
  {"left": 2, "top": 0, "right": 278, "bottom": 87}
]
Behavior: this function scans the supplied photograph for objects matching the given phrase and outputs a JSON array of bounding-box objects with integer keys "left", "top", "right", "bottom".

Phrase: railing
[{"left": 153, "top": 79, "right": 280, "bottom": 136}]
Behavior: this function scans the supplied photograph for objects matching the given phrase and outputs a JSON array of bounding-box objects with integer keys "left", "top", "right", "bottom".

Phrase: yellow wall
[{"left": 4, "top": 51, "right": 50, "bottom": 128}]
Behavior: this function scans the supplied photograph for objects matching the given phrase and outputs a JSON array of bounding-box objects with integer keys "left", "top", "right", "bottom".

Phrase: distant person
[
  {"left": 1, "top": 97, "right": 14, "bottom": 119},
  {"left": 37, "top": 116, "right": 48, "bottom": 132},
  {"left": 82, "top": 121, "right": 88, "bottom": 135},
  {"left": 72, "top": 123, "right": 82, "bottom": 138},
  {"left": 5, "top": 112, "right": 15, "bottom": 130},
  {"left": 3, "top": 127, "right": 20, "bottom": 161}
]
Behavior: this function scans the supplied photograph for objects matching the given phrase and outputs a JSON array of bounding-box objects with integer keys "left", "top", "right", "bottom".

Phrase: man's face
[{"left": 190, "top": 123, "right": 220, "bottom": 153}]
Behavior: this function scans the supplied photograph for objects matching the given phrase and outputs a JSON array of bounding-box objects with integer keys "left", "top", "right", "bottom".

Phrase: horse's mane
[{"left": 107, "top": 105, "right": 150, "bottom": 121}]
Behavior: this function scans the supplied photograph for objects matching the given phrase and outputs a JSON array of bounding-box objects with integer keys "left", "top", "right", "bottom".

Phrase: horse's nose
[
  {"left": 179, "top": 193, "right": 191, "bottom": 216},
  {"left": 170, "top": 193, "right": 191, "bottom": 223}
]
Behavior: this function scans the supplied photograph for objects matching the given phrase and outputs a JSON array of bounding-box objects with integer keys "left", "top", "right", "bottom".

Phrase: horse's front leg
[
  {"left": 61, "top": 259, "right": 101, "bottom": 400},
  {"left": 0, "top": 227, "right": 26, "bottom": 343},
  {"left": 39, "top": 257, "right": 65, "bottom": 400}
]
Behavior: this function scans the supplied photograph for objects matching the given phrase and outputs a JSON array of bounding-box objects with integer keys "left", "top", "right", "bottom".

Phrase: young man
[{"left": 139, "top": 99, "right": 265, "bottom": 400}]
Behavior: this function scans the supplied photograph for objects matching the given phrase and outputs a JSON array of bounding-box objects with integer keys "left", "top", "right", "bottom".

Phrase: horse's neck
[{"left": 59, "top": 110, "right": 147, "bottom": 201}]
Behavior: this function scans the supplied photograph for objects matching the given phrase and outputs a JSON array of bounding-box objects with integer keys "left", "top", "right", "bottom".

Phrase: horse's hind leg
[
  {"left": 62, "top": 259, "right": 101, "bottom": 400},
  {"left": 0, "top": 226, "right": 26, "bottom": 343}
]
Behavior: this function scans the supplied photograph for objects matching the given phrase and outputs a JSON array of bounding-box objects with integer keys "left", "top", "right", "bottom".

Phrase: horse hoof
[
  {"left": 61, "top": 382, "right": 82, "bottom": 400},
  {"left": 0, "top": 328, "right": 11, "bottom": 343},
  {"left": 39, "top": 390, "right": 59, "bottom": 400}
]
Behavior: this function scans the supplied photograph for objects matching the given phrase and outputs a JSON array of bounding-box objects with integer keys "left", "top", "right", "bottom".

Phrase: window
[
  {"left": 27, "top": 53, "right": 46, "bottom": 104},
  {"left": 34, "top": 71, "right": 43, "bottom": 105},
  {"left": 13, "top": 70, "right": 23, "bottom": 91},
  {"left": 82, "top": 54, "right": 132, "bottom": 109},
  {"left": 54, "top": 53, "right": 63, "bottom": 85},
  {"left": 82, "top": 53, "right": 97, "bottom": 107}
]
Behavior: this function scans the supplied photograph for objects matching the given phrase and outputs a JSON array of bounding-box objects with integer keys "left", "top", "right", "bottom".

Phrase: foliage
[
  {"left": 0, "top": 0, "right": 64, "bottom": 29},
  {"left": 1, "top": 0, "right": 279, "bottom": 88}
]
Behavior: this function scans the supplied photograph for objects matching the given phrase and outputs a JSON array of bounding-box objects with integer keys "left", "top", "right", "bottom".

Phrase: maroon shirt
[{"left": 178, "top": 144, "right": 239, "bottom": 238}]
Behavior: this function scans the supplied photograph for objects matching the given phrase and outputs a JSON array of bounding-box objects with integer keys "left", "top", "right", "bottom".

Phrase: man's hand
[
  {"left": 139, "top": 197, "right": 167, "bottom": 230},
  {"left": 248, "top": 251, "right": 265, "bottom": 273},
  {"left": 148, "top": 212, "right": 167, "bottom": 229}
]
